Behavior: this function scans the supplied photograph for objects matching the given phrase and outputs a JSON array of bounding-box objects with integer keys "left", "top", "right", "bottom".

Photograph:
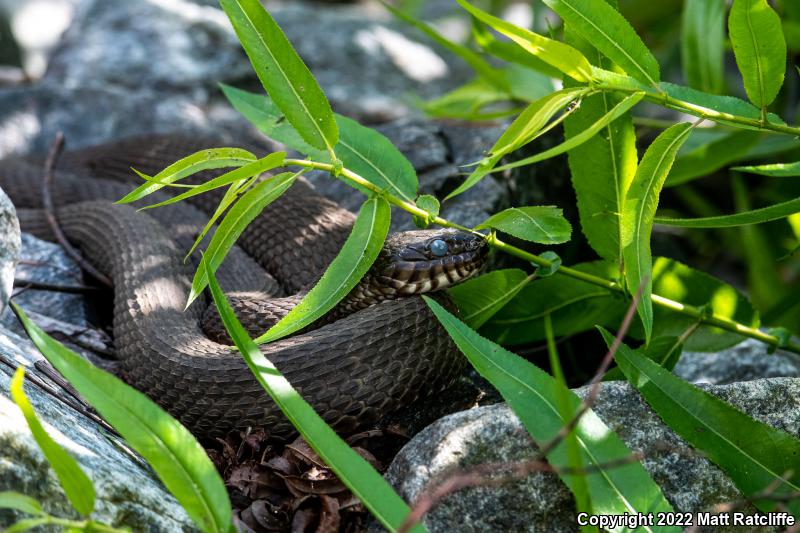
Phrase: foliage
[{"left": 9, "top": 0, "right": 800, "bottom": 530}]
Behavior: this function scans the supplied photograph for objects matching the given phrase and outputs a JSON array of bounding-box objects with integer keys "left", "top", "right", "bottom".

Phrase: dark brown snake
[{"left": 0, "top": 134, "right": 487, "bottom": 438}]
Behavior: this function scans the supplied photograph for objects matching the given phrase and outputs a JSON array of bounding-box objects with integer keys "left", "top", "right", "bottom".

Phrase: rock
[
  {"left": 0, "top": 186, "right": 20, "bottom": 318},
  {"left": 380, "top": 378, "right": 800, "bottom": 532},
  {"left": 0, "top": 324, "right": 195, "bottom": 531},
  {"left": 674, "top": 339, "right": 800, "bottom": 384}
]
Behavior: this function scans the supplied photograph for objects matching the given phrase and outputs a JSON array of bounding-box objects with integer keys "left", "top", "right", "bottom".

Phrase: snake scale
[{"left": 0, "top": 134, "right": 487, "bottom": 438}]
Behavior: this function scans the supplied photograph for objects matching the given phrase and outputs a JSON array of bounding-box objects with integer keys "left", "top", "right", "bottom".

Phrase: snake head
[{"left": 375, "top": 229, "right": 488, "bottom": 296}]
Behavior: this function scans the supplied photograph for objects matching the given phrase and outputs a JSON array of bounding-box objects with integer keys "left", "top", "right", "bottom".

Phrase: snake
[{"left": 0, "top": 134, "right": 488, "bottom": 438}]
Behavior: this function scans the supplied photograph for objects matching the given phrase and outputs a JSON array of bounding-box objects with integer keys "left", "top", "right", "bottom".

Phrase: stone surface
[
  {"left": 0, "top": 185, "right": 19, "bottom": 318},
  {"left": 380, "top": 378, "right": 800, "bottom": 533},
  {"left": 675, "top": 338, "right": 800, "bottom": 384},
  {"left": 0, "top": 324, "right": 195, "bottom": 531}
]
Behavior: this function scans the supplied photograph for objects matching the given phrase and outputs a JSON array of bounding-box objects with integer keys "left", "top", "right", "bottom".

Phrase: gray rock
[
  {"left": 675, "top": 339, "right": 800, "bottom": 384},
  {"left": 0, "top": 186, "right": 20, "bottom": 318},
  {"left": 381, "top": 378, "right": 800, "bottom": 532},
  {"left": 0, "top": 324, "right": 195, "bottom": 532}
]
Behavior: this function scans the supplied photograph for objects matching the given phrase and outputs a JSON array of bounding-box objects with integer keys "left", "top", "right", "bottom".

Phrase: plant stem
[{"left": 283, "top": 159, "right": 800, "bottom": 355}]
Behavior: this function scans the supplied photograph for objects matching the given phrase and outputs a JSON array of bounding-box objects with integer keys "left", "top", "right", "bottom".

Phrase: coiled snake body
[{"left": 0, "top": 135, "right": 487, "bottom": 437}]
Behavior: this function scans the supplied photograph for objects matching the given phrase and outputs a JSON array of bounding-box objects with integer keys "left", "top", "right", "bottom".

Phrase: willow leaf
[
  {"left": 448, "top": 269, "right": 533, "bottom": 329},
  {"left": 734, "top": 161, "right": 800, "bottom": 177},
  {"left": 118, "top": 148, "right": 257, "bottom": 204},
  {"left": 655, "top": 197, "right": 800, "bottom": 228},
  {"left": 425, "top": 297, "right": 678, "bottom": 529},
  {"left": 13, "top": 304, "right": 233, "bottom": 533},
  {"left": 728, "top": 0, "right": 787, "bottom": 109},
  {"left": 188, "top": 172, "right": 298, "bottom": 305},
  {"left": 543, "top": 0, "right": 660, "bottom": 86},
  {"left": 622, "top": 123, "right": 693, "bottom": 342},
  {"left": 665, "top": 130, "right": 762, "bottom": 187},
  {"left": 255, "top": 197, "right": 390, "bottom": 343},
  {"left": 681, "top": 0, "right": 725, "bottom": 94},
  {"left": 457, "top": 0, "right": 593, "bottom": 83},
  {"left": 10, "top": 368, "right": 95, "bottom": 516},
  {"left": 220, "top": 0, "right": 338, "bottom": 153},
  {"left": 604, "top": 329, "right": 800, "bottom": 516},
  {"left": 0, "top": 492, "right": 43, "bottom": 516},
  {"left": 476, "top": 206, "right": 572, "bottom": 245}
]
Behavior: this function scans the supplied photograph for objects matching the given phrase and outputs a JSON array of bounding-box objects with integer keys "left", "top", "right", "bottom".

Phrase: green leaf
[
  {"left": 336, "top": 116, "right": 418, "bottom": 203},
  {"left": 10, "top": 368, "right": 95, "bottom": 516},
  {"left": 734, "top": 160, "right": 800, "bottom": 177},
  {"left": 481, "top": 261, "right": 628, "bottom": 345},
  {"left": 476, "top": 206, "right": 571, "bottom": 245},
  {"left": 13, "top": 305, "right": 233, "bottom": 533},
  {"left": 643, "top": 258, "right": 760, "bottom": 352},
  {"left": 382, "top": 1, "right": 509, "bottom": 91},
  {"left": 681, "top": 0, "right": 725, "bottom": 94},
  {"left": 621, "top": 122, "right": 693, "bottom": 342},
  {"left": 220, "top": 84, "right": 324, "bottom": 158},
  {"left": 448, "top": 88, "right": 587, "bottom": 200},
  {"left": 542, "top": 0, "right": 660, "bottom": 86},
  {"left": 117, "top": 148, "right": 257, "bottom": 204},
  {"left": 424, "top": 297, "right": 678, "bottom": 529},
  {"left": 4, "top": 518, "right": 52, "bottom": 533},
  {"left": 188, "top": 171, "right": 298, "bottom": 305},
  {"left": 660, "top": 82, "right": 786, "bottom": 127},
  {"left": 728, "top": 0, "right": 787, "bottom": 109},
  {"left": 603, "top": 335, "right": 683, "bottom": 381},
  {"left": 204, "top": 261, "right": 423, "bottom": 533},
  {"left": 604, "top": 329, "right": 800, "bottom": 516},
  {"left": 665, "top": 130, "right": 762, "bottom": 186},
  {"left": 413, "top": 194, "right": 440, "bottom": 229},
  {"left": 255, "top": 196, "right": 390, "bottom": 343},
  {"left": 471, "top": 19, "right": 565, "bottom": 79},
  {"left": 0, "top": 492, "right": 43, "bottom": 516},
  {"left": 457, "top": 0, "right": 594, "bottom": 83},
  {"left": 655, "top": 196, "right": 800, "bottom": 228},
  {"left": 419, "top": 77, "right": 517, "bottom": 121},
  {"left": 140, "top": 152, "right": 287, "bottom": 210},
  {"left": 492, "top": 92, "right": 644, "bottom": 174},
  {"left": 219, "top": 0, "right": 338, "bottom": 153},
  {"left": 448, "top": 269, "right": 533, "bottom": 329}
]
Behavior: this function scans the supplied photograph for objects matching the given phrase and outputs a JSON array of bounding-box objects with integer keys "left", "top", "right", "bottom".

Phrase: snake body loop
[{"left": 0, "top": 135, "right": 486, "bottom": 437}]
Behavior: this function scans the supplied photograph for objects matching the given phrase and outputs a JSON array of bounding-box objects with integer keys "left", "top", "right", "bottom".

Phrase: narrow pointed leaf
[
  {"left": 729, "top": 0, "right": 787, "bottom": 109},
  {"left": 734, "top": 161, "right": 800, "bottom": 177},
  {"left": 665, "top": 130, "right": 761, "bottom": 186},
  {"left": 142, "top": 152, "right": 286, "bottom": 210},
  {"left": 622, "top": 123, "right": 693, "bottom": 342},
  {"left": 448, "top": 269, "right": 533, "bottom": 329},
  {"left": 424, "top": 297, "right": 678, "bottom": 529},
  {"left": 457, "top": 0, "right": 593, "bottom": 83},
  {"left": 655, "top": 197, "right": 800, "bottom": 228},
  {"left": 220, "top": 0, "right": 338, "bottom": 152},
  {"left": 0, "top": 492, "right": 43, "bottom": 516},
  {"left": 476, "top": 206, "right": 571, "bottom": 244},
  {"left": 189, "top": 171, "right": 299, "bottom": 305},
  {"left": 10, "top": 369, "right": 95, "bottom": 516},
  {"left": 336, "top": 116, "right": 418, "bottom": 202},
  {"left": 447, "top": 88, "right": 586, "bottom": 200},
  {"left": 118, "top": 148, "right": 257, "bottom": 204},
  {"left": 204, "top": 262, "right": 424, "bottom": 533},
  {"left": 471, "top": 19, "right": 564, "bottom": 79},
  {"left": 12, "top": 304, "right": 233, "bottom": 533},
  {"left": 255, "top": 196, "right": 390, "bottom": 343},
  {"left": 660, "top": 82, "right": 786, "bottom": 128},
  {"left": 603, "top": 329, "right": 800, "bottom": 516},
  {"left": 543, "top": 0, "right": 660, "bottom": 86},
  {"left": 681, "top": 0, "right": 725, "bottom": 94}
]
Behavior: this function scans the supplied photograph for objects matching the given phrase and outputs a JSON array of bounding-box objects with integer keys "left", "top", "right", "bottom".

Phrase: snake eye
[{"left": 430, "top": 239, "right": 449, "bottom": 257}]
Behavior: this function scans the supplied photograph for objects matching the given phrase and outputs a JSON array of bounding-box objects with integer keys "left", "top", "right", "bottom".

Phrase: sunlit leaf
[
  {"left": 425, "top": 297, "right": 678, "bottom": 529},
  {"left": 12, "top": 304, "right": 233, "bottom": 533},
  {"left": 10, "top": 368, "right": 95, "bottom": 516},
  {"left": 204, "top": 261, "right": 423, "bottom": 533},
  {"left": 188, "top": 171, "right": 298, "bottom": 305},
  {"left": 621, "top": 123, "right": 693, "bottom": 342},
  {"left": 602, "top": 329, "right": 800, "bottom": 516},
  {"left": 0, "top": 492, "right": 43, "bottom": 516},
  {"left": 734, "top": 160, "right": 800, "bottom": 177},
  {"left": 476, "top": 206, "right": 571, "bottom": 244},
  {"left": 655, "top": 197, "right": 800, "bottom": 228},
  {"left": 255, "top": 196, "right": 390, "bottom": 343},
  {"left": 219, "top": 0, "right": 338, "bottom": 153},
  {"left": 728, "top": 0, "right": 787, "bottom": 109},
  {"left": 471, "top": 19, "right": 564, "bottom": 79}
]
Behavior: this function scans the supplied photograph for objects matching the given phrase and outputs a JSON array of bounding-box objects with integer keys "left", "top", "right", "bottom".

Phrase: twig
[
  {"left": 13, "top": 278, "right": 103, "bottom": 294},
  {"left": 41, "top": 132, "right": 112, "bottom": 288},
  {"left": 398, "top": 286, "right": 646, "bottom": 532}
]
